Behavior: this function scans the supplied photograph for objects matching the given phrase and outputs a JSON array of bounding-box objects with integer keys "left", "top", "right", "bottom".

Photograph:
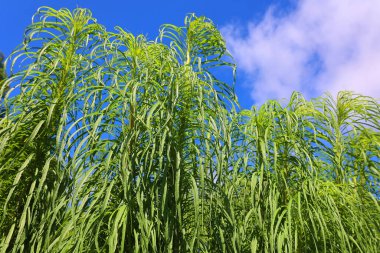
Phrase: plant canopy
[{"left": 0, "top": 7, "right": 379, "bottom": 252}]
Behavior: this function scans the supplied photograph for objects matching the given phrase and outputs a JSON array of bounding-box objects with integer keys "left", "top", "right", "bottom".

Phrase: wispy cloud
[{"left": 222, "top": 0, "right": 380, "bottom": 104}]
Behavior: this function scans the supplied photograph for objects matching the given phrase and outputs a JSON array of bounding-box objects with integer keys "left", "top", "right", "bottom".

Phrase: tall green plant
[
  {"left": 231, "top": 92, "right": 379, "bottom": 252},
  {"left": 0, "top": 7, "right": 379, "bottom": 253},
  {"left": 0, "top": 51, "right": 7, "bottom": 117},
  {"left": 0, "top": 7, "right": 237, "bottom": 252}
]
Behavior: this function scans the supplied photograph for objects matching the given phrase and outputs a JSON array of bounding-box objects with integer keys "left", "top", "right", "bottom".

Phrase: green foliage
[
  {"left": 0, "top": 53, "right": 4, "bottom": 80},
  {"left": 0, "top": 7, "right": 379, "bottom": 252},
  {"left": 0, "top": 52, "right": 7, "bottom": 98}
]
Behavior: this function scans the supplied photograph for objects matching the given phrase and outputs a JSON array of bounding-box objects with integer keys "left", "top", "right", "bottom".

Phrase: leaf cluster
[{"left": 0, "top": 7, "right": 379, "bottom": 252}]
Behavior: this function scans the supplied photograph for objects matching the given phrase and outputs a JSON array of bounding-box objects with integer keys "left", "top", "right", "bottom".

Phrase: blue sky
[{"left": 1, "top": 0, "right": 379, "bottom": 108}]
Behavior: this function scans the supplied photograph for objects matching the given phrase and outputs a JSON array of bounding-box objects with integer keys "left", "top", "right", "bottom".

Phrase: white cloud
[{"left": 222, "top": 0, "right": 380, "bottom": 105}]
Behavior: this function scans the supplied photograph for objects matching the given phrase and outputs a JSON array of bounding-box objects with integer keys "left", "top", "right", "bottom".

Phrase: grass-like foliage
[{"left": 0, "top": 7, "right": 379, "bottom": 252}]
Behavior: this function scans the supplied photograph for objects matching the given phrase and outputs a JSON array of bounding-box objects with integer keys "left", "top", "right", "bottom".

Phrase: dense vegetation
[{"left": 0, "top": 7, "right": 379, "bottom": 252}]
